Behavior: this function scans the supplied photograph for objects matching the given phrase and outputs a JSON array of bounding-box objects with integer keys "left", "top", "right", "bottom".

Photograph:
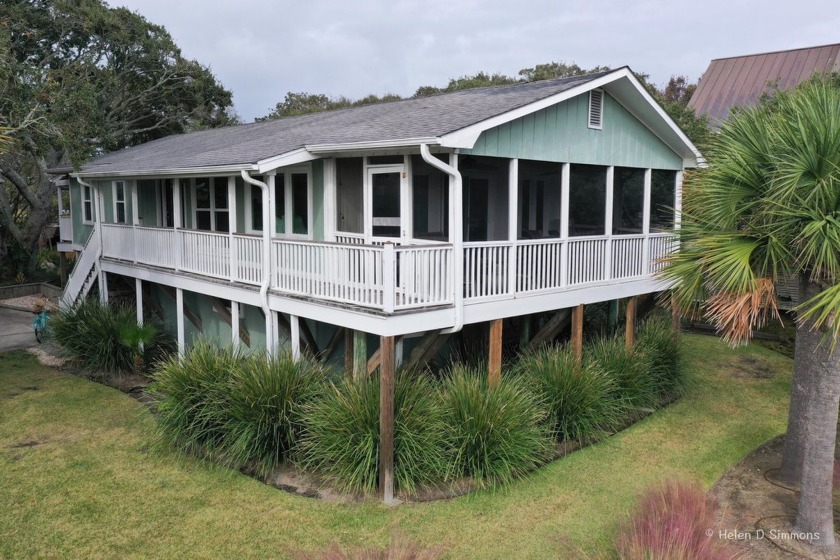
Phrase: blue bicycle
[{"left": 33, "top": 309, "right": 49, "bottom": 343}]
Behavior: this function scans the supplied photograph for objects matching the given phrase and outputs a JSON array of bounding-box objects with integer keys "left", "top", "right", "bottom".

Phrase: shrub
[
  {"left": 588, "top": 335, "right": 657, "bottom": 411},
  {"left": 514, "top": 345, "right": 624, "bottom": 442},
  {"left": 616, "top": 479, "right": 742, "bottom": 560},
  {"left": 637, "top": 314, "right": 684, "bottom": 399},
  {"left": 298, "top": 371, "right": 446, "bottom": 495},
  {"left": 151, "top": 342, "right": 329, "bottom": 476},
  {"left": 52, "top": 299, "right": 174, "bottom": 375},
  {"left": 440, "top": 365, "right": 551, "bottom": 486}
]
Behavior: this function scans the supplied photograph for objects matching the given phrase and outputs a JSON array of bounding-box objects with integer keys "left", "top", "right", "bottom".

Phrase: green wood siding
[{"left": 464, "top": 92, "right": 683, "bottom": 170}]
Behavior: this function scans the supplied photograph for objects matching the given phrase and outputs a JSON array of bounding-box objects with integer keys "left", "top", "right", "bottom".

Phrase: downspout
[
  {"left": 420, "top": 144, "right": 463, "bottom": 333},
  {"left": 240, "top": 170, "right": 275, "bottom": 352}
]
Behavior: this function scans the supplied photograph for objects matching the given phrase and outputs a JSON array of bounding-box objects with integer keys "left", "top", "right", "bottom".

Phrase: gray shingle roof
[{"left": 80, "top": 71, "right": 611, "bottom": 175}]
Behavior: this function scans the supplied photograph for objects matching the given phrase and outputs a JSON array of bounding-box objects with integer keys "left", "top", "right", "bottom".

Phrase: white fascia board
[
  {"left": 74, "top": 164, "right": 258, "bottom": 180},
  {"left": 256, "top": 148, "right": 319, "bottom": 174},
  {"left": 305, "top": 137, "right": 440, "bottom": 154}
]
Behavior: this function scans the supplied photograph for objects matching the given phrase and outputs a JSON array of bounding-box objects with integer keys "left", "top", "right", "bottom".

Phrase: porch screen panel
[
  {"left": 291, "top": 173, "right": 308, "bottom": 235},
  {"left": 411, "top": 155, "right": 448, "bottom": 241},
  {"left": 518, "top": 160, "right": 562, "bottom": 239},
  {"left": 650, "top": 170, "right": 676, "bottom": 231},
  {"left": 195, "top": 179, "right": 211, "bottom": 230},
  {"left": 569, "top": 164, "right": 607, "bottom": 237},
  {"left": 213, "top": 177, "right": 229, "bottom": 232},
  {"left": 613, "top": 167, "right": 644, "bottom": 234},
  {"left": 460, "top": 155, "right": 509, "bottom": 242},
  {"left": 336, "top": 157, "right": 363, "bottom": 234}
]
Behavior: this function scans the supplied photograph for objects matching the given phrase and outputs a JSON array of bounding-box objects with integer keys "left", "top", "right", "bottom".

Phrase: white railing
[
  {"left": 273, "top": 239, "right": 385, "bottom": 308},
  {"left": 464, "top": 242, "right": 512, "bottom": 300},
  {"left": 59, "top": 215, "right": 73, "bottom": 242},
  {"left": 180, "top": 230, "right": 230, "bottom": 279},
  {"left": 98, "top": 223, "right": 675, "bottom": 314},
  {"left": 567, "top": 237, "right": 608, "bottom": 285},
  {"left": 233, "top": 234, "right": 263, "bottom": 285},
  {"left": 394, "top": 245, "right": 454, "bottom": 310},
  {"left": 335, "top": 232, "right": 366, "bottom": 245},
  {"left": 648, "top": 233, "right": 676, "bottom": 273},
  {"left": 611, "top": 235, "right": 645, "bottom": 279}
]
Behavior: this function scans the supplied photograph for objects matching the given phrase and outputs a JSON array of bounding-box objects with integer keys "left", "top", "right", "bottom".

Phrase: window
[
  {"left": 569, "top": 164, "right": 607, "bottom": 236},
  {"left": 82, "top": 184, "right": 93, "bottom": 223},
  {"left": 193, "top": 177, "right": 229, "bottom": 232},
  {"left": 247, "top": 169, "right": 310, "bottom": 237},
  {"left": 588, "top": 89, "right": 604, "bottom": 130},
  {"left": 113, "top": 181, "right": 127, "bottom": 224}
]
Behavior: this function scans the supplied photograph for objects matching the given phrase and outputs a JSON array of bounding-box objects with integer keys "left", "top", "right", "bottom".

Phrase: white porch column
[
  {"left": 642, "top": 169, "right": 652, "bottom": 274},
  {"left": 290, "top": 314, "right": 301, "bottom": 361},
  {"left": 674, "top": 170, "right": 683, "bottom": 230},
  {"left": 131, "top": 179, "right": 140, "bottom": 226},
  {"left": 135, "top": 278, "right": 143, "bottom": 326},
  {"left": 231, "top": 300, "right": 240, "bottom": 350},
  {"left": 604, "top": 166, "right": 614, "bottom": 280},
  {"left": 269, "top": 311, "right": 280, "bottom": 357},
  {"left": 228, "top": 176, "right": 237, "bottom": 282},
  {"left": 173, "top": 178, "right": 182, "bottom": 271},
  {"left": 507, "top": 159, "right": 518, "bottom": 296},
  {"left": 323, "top": 158, "right": 337, "bottom": 241},
  {"left": 560, "top": 163, "right": 570, "bottom": 287},
  {"left": 99, "top": 270, "right": 108, "bottom": 304},
  {"left": 176, "top": 287, "right": 185, "bottom": 357},
  {"left": 395, "top": 337, "right": 404, "bottom": 368}
]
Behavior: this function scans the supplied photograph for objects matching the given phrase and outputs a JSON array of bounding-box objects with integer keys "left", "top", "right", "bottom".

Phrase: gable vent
[{"left": 588, "top": 89, "right": 604, "bottom": 129}]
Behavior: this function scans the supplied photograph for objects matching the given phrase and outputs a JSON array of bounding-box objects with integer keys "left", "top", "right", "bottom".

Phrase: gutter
[
  {"left": 240, "top": 170, "right": 276, "bottom": 354},
  {"left": 420, "top": 144, "right": 464, "bottom": 333},
  {"left": 73, "top": 164, "right": 258, "bottom": 180}
]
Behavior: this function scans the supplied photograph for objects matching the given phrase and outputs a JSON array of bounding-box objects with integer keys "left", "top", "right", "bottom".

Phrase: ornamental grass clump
[
  {"left": 513, "top": 345, "right": 624, "bottom": 443},
  {"left": 150, "top": 342, "right": 329, "bottom": 475},
  {"left": 636, "top": 314, "right": 685, "bottom": 399},
  {"left": 588, "top": 335, "right": 657, "bottom": 411},
  {"left": 616, "top": 479, "right": 741, "bottom": 560},
  {"left": 52, "top": 299, "right": 174, "bottom": 375},
  {"left": 440, "top": 365, "right": 551, "bottom": 487},
  {"left": 298, "top": 371, "right": 446, "bottom": 495}
]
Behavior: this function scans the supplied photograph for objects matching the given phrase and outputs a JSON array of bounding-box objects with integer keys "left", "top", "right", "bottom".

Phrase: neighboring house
[
  {"left": 689, "top": 43, "right": 840, "bottom": 309},
  {"left": 689, "top": 43, "right": 840, "bottom": 128},
  {"left": 59, "top": 67, "right": 701, "bottom": 368}
]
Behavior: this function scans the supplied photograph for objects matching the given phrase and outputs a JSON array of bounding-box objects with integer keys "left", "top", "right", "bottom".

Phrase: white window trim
[
  {"left": 112, "top": 180, "right": 127, "bottom": 224},
  {"left": 82, "top": 183, "right": 94, "bottom": 224},
  {"left": 244, "top": 165, "right": 313, "bottom": 239},
  {"left": 588, "top": 89, "right": 604, "bottom": 130},
  {"left": 191, "top": 178, "right": 230, "bottom": 232}
]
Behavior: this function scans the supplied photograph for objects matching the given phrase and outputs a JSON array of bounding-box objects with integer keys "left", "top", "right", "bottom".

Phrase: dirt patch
[
  {"left": 730, "top": 355, "right": 777, "bottom": 379},
  {"left": 9, "top": 438, "right": 41, "bottom": 449},
  {"left": 0, "top": 294, "right": 59, "bottom": 312},
  {"left": 711, "top": 435, "right": 840, "bottom": 559}
]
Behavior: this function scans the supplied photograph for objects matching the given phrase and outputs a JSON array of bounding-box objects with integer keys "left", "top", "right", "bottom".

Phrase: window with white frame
[
  {"left": 193, "top": 177, "right": 229, "bottom": 232},
  {"left": 247, "top": 168, "right": 311, "bottom": 237},
  {"left": 113, "top": 181, "right": 127, "bottom": 224},
  {"left": 82, "top": 184, "right": 93, "bottom": 223}
]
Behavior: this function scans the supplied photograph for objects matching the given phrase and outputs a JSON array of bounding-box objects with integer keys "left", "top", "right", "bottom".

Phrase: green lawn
[{"left": 0, "top": 334, "right": 792, "bottom": 559}]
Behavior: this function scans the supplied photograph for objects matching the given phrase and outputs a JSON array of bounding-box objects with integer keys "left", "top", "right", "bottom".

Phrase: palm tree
[{"left": 664, "top": 77, "right": 840, "bottom": 549}]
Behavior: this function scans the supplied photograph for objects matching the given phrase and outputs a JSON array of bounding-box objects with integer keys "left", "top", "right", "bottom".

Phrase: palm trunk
[
  {"left": 793, "top": 281, "right": 840, "bottom": 549},
  {"left": 779, "top": 274, "right": 811, "bottom": 486}
]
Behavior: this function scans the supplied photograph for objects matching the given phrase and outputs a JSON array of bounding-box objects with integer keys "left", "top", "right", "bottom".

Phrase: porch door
[{"left": 367, "top": 166, "right": 408, "bottom": 244}]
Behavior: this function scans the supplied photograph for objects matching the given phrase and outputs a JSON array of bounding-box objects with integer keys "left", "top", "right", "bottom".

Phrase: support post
[
  {"left": 135, "top": 278, "right": 143, "bottom": 326},
  {"left": 99, "top": 270, "right": 109, "bottom": 304},
  {"left": 625, "top": 296, "right": 637, "bottom": 350},
  {"left": 59, "top": 252, "right": 68, "bottom": 287},
  {"left": 608, "top": 300, "right": 619, "bottom": 330},
  {"left": 290, "top": 314, "right": 301, "bottom": 361},
  {"left": 353, "top": 330, "right": 367, "bottom": 381},
  {"left": 571, "top": 304, "right": 584, "bottom": 366},
  {"left": 379, "top": 335, "right": 396, "bottom": 504},
  {"left": 269, "top": 311, "right": 279, "bottom": 357},
  {"left": 231, "top": 300, "right": 240, "bottom": 350},
  {"left": 176, "top": 287, "right": 185, "bottom": 357},
  {"left": 488, "top": 319, "right": 503, "bottom": 387},
  {"left": 344, "top": 328, "right": 354, "bottom": 376},
  {"left": 671, "top": 293, "right": 681, "bottom": 333}
]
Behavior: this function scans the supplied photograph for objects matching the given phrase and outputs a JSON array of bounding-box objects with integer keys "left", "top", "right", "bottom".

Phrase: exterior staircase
[{"left": 60, "top": 226, "right": 100, "bottom": 308}]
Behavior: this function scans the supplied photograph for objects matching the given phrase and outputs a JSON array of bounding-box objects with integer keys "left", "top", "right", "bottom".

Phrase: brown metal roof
[{"left": 688, "top": 43, "right": 840, "bottom": 127}]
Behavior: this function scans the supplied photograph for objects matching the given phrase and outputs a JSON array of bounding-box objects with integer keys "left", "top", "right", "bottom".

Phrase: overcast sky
[{"left": 113, "top": 0, "right": 840, "bottom": 122}]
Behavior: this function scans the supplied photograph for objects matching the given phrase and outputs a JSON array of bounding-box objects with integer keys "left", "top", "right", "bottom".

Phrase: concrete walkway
[{"left": 0, "top": 306, "right": 37, "bottom": 352}]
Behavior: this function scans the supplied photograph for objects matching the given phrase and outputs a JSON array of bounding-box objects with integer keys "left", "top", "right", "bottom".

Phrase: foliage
[
  {"left": 616, "top": 479, "right": 741, "bottom": 560},
  {"left": 513, "top": 345, "right": 623, "bottom": 442},
  {"left": 637, "top": 314, "right": 685, "bottom": 398},
  {"left": 0, "top": 0, "right": 236, "bottom": 269},
  {"left": 298, "top": 371, "right": 446, "bottom": 495},
  {"left": 150, "top": 343, "right": 330, "bottom": 476},
  {"left": 440, "top": 365, "right": 551, "bottom": 486},
  {"left": 413, "top": 72, "right": 518, "bottom": 98},
  {"left": 51, "top": 299, "right": 174, "bottom": 375},
  {"left": 257, "top": 91, "right": 401, "bottom": 121},
  {"left": 587, "top": 335, "right": 657, "bottom": 410}
]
